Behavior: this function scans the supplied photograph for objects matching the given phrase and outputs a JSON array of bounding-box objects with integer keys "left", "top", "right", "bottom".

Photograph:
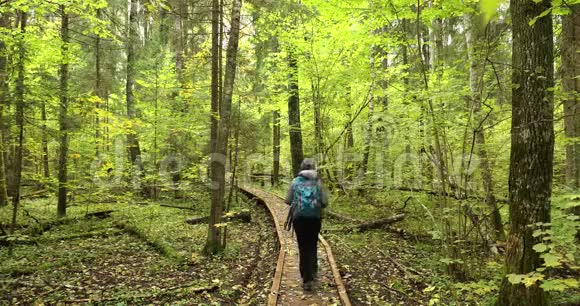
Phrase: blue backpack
[{"left": 292, "top": 177, "right": 321, "bottom": 218}]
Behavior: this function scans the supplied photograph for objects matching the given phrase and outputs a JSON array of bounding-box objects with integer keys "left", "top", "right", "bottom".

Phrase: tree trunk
[
  {"left": 312, "top": 78, "right": 324, "bottom": 157},
  {"left": 205, "top": 0, "right": 222, "bottom": 255},
  {"left": 378, "top": 43, "right": 389, "bottom": 186},
  {"left": 126, "top": 0, "right": 143, "bottom": 179},
  {"left": 272, "top": 110, "right": 280, "bottom": 186},
  {"left": 0, "top": 13, "right": 9, "bottom": 207},
  {"left": 205, "top": 0, "right": 242, "bottom": 254},
  {"left": 344, "top": 94, "right": 355, "bottom": 182},
  {"left": 498, "top": 0, "right": 554, "bottom": 304},
  {"left": 288, "top": 48, "right": 304, "bottom": 177},
  {"left": 95, "top": 8, "right": 102, "bottom": 157},
  {"left": 401, "top": 21, "right": 413, "bottom": 187},
  {"left": 464, "top": 13, "right": 505, "bottom": 242},
  {"left": 41, "top": 101, "right": 50, "bottom": 180},
  {"left": 57, "top": 5, "right": 69, "bottom": 218},
  {"left": 563, "top": 4, "right": 580, "bottom": 190},
  {"left": 223, "top": 98, "right": 242, "bottom": 247},
  {"left": 12, "top": 11, "right": 26, "bottom": 230},
  {"left": 361, "top": 93, "right": 373, "bottom": 177}
]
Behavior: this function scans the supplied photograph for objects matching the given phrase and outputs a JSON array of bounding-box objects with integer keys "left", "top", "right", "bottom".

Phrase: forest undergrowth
[
  {"left": 0, "top": 187, "right": 277, "bottom": 305},
  {"left": 269, "top": 185, "right": 580, "bottom": 305},
  {"left": 325, "top": 189, "right": 580, "bottom": 305}
]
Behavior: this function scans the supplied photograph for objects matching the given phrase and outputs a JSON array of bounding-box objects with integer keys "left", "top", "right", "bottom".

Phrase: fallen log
[
  {"left": 354, "top": 214, "right": 405, "bottom": 232},
  {"left": 160, "top": 204, "right": 196, "bottom": 211},
  {"left": 392, "top": 186, "right": 509, "bottom": 204},
  {"left": 84, "top": 210, "right": 115, "bottom": 219},
  {"left": 326, "top": 214, "right": 406, "bottom": 233},
  {"left": 185, "top": 216, "right": 209, "bottom": 224},
  {"left": 185, "top": 211, "right": 251, "bottom": 225},
  {"left": 325, "top": 210, "right": 362, "bottom": 224},
  {"left": 21, "top": 189, "right": 50, "bottom": 199}
]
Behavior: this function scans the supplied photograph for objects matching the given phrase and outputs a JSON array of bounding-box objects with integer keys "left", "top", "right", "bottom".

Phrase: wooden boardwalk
[{"left": 239, "top": 186, "right": 351, "bottom": 306}]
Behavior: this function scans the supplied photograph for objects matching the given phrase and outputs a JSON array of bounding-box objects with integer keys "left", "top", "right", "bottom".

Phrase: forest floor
[
  {"left": 321, "top": 188, "right": 580, "bottom": 306},
  {"left": 0, "top": 186, "right": 277, "bottom": 305},
  {"left": 264, "top": 185, "right": 580, "bottom": 306},
  {"left": 1, "top": 184, "right": 579, "bottom": 305}
]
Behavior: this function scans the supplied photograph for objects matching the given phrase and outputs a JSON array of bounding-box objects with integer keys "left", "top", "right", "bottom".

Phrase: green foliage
[{"left": 505, "top": 195, "right": 579, "bottom": 294}]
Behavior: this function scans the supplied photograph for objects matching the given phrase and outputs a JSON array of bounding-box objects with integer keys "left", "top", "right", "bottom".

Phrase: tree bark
[
  {"left": 288, "top": 48, "right": 304, "bottom": 177},
  {"left": 126, "top": 0, "right": 143, "bottom": 177},
  {"left": 362, "top": 41, "right": 379, "bottom": 178},
  {"left": 206, "top": 0, "right": 222, "bottom": 255},
  {"left": 95, "top": 8, "right": 102, "bottom": 157},
  {"left": 347, "top": 214, "right": 405, "bottom": 232},
  {"left": 205, "top": 0, "right": 242, "bottom": 254},
  {"left": 464, "top": 13, "right": 505, "bottom": 242},
  {"left": 361, "top": 93, "right": 373, "bottom": 176},
  {"left": 57, "top": 5, "right": 69, "bottom": 218},
  {"left": 41, "top": 101, "right": 50, "bottom": 179},
  {"left": 272, "top": 110, "right": 280, "bottom": 186},
  {"left": 563, "top": 4, "right": 580, "bottom": 190},
  {"left": 0, "top": 12, "right": 9, "bottom": 207},
  {"left": 498, "top": 0, "right": 554, "bottom": 304},
  {"left": 344, "top": 88, "right": 355, "bottom": 182},
  {"left": 223, "top": 99, "right": 242, "bottom": 247},
  {"left": 12, "top": 11, "right": 26, "bottom": 230}
]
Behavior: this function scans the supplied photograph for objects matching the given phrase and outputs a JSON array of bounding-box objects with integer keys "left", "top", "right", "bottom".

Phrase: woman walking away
[{"left": 285, "top": 158, "right": 329, "bottom": 291}]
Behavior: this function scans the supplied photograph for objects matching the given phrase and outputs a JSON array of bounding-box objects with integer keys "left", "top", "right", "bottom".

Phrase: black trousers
[{"left": 293, "top": 217, "right": 321, "bottom": 283}]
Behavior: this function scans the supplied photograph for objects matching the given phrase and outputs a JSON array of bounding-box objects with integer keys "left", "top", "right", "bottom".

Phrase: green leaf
[
  {"left": 479, "top": 0, "right": 503, "bottom": 24},
  {"left": 507, "top": 274, "right": 524, "bottom": 285},
  {"left": 533, "top": 243, "right": 548, "bottom": 253},
  {"left": 542, "top": 253, "right": 561, "bottom": 267},
  {"left": 529, "top": 8, "right": 552, "bottom": 26}
]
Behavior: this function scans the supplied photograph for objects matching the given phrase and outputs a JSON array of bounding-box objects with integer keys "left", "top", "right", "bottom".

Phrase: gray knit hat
[{"left": 300, "top": 158, "right": 316, "bottom": 171}]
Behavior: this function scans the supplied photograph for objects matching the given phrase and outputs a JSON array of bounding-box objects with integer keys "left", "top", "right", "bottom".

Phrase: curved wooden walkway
[{"left": 239, "top": 186, "right": 351, "bottom": 306}]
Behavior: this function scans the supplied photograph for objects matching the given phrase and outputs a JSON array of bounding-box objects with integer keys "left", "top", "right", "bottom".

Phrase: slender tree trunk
[
  {"left": 209, "top": 0, "right": 220, "bottom": 163},
  {"left": 465, "top": 13, "right": 505, "bottom": 242},
  {"left": 0, "top": 13, "right": 10, "bottom": 207},
  {"left": 361, "top": 92, "right": 373, "bottom": 176},
  {"left": 272, "top": 110, "right": 280, "bottom": 186},
  {"left": 401, "top": 21, "right": 413, "bottom": 187},
  {"left": 312, "top": 78, "right": 324, "bottom": 157},
  {"left": 206, "top": 0, "right": 221, "bottom": 255},
  {"left": 563, "top": 4, "right": 580, "bottom": 190},
  {"left": 288, "top": 48, "right": 304, "bottom": 177},
  {"left": 378, "top": 44, "right": 389, "bottom": 185},
  {"left": 223, "top": 98, "right": 241, "bottom": 248},
  {"left": 206, "top": 0, "right": 242, "bottom": 254},
  {"left": 95, "top": 8, "right": 102, "bottom": 157},
  {"left": 57, "top": 5, "right": 69, "bottom": 218},
  {"left": 344, "top": 89, "right": 355, "bottom": 183},
  {"left": 12, "top": 11, "right": 26, "bottom": 230},
  {"left": 497, "top": 0, "right": 554, "bottom": 304},
  {"left": 126, "top": 0, "right": 142, "bottom": 178},
  {"left": 41, "top": 101, "right": 50, "bottom": 179}
]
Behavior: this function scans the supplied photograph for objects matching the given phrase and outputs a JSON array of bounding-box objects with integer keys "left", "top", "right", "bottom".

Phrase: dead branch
[
  {"left": 185, "top": 211, "right": 251, "bottom": 225},
  {"left": 160, "top": 204, "right": 196, "bottom": 210},
  {"left": 353, "top": 214, "right": 405, "bottom": 232},
  {"left": 325, "top": 210, "right": 362, "bottom": 224}
]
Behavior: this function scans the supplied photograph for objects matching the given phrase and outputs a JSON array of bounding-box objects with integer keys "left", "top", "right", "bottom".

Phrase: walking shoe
[{"left": 302, "top": 281, "right": 314, "bottom": 291}]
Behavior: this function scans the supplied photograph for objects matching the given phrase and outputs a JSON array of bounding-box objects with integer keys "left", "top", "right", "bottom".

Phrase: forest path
[{"left": 239, "top": 186, "right": 350, "bottom": 306}]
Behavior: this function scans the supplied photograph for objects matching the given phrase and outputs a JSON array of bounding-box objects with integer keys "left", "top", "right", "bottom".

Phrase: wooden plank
[
  {"left": 259, "top": 188, "right": 353, "bottom": 306},
  {"left": 239, "top": 186, "right": 285, "bottom": 306},
  {"left": 320, "top": 235, "right": 352, "bottom": 306}
]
